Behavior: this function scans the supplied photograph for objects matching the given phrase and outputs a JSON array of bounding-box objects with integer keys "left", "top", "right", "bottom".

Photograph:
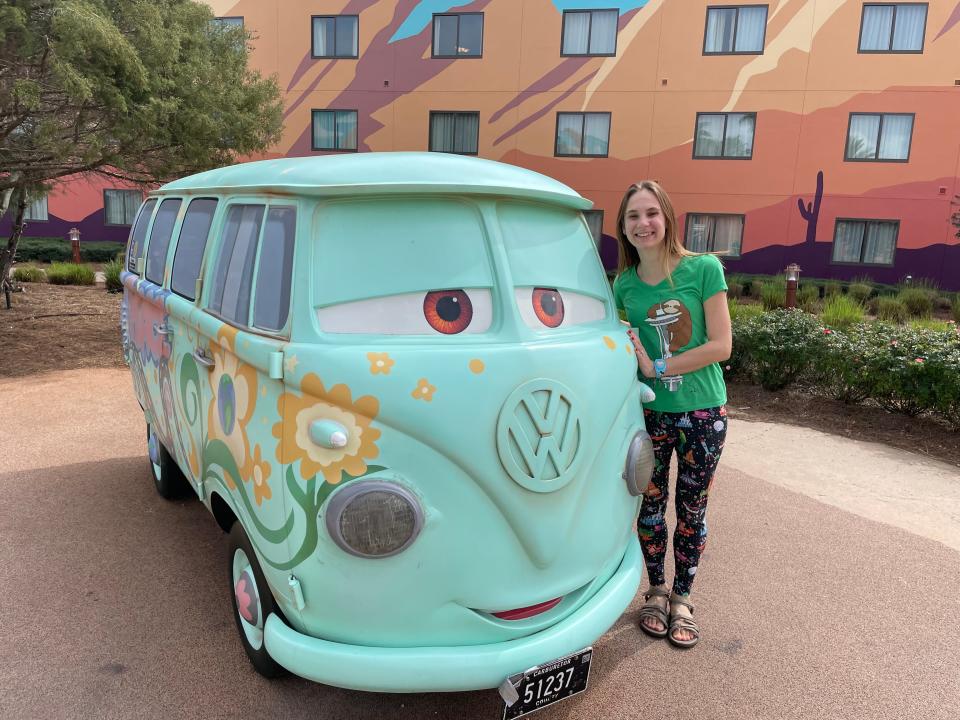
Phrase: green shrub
[
  {"left": 874, "top": 296, "right": 908, "bottom": 324},
  {"left": 817, "top": 323, "right": 874, "bottom": 403},
  {"left": 14, "top": 237, "right": 125, "bottom": 264},
  {"left": 934, "top": 295, "right": 953, "bottom": 312},
  {"left": 953, "top": 296, "right": 960, "bottom": 324},
  {"left": 821, "top": 294, "right": 865, "bottom": 330},
  {"left": 728, "top": 298, "right": 764, "bottom": 323},
  {"left": 898, "top": 287, "right": 933, "bottom": 318},
  {"left": 847, "top": 282, "right": 873, "bottom": 303},
  {"left": 823, "top": 280, "right": 842, "bottom": 297},
  {"left": 46, "top": 262, "right": 95, "bottom": 285},
  {"left": 858, "top": 323, "right": 957, "bottom": 417},
  {"left": 760, "top": 282, "right": 785, "bottom": 311},
  {"left": 726, "top": 280, "right": 743, "bottom": 299},
  {"left": 910, "top": 318, "right": 953, "bottom": 333},
  {"left": 103, "top": 257, "right": 124, "bottom": 293},
  {"left": 12, "top": 265, "right": 45, "bottom": 283},
  {"left": 736, "top": 309, "right": 827, "bottom": 391},
  {"left": 797, "top": 284, "right": 819, "bottom": 306}
]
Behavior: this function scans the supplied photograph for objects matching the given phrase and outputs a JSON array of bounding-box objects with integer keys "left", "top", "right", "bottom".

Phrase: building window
[
  {"left": 561, "top": 9, "right": 618, "bottom": 56},
  {"left": 312, "top": 110, "right": 358, "bottom": 151},
  {"left": 693, "top": 112, "right": 756, "bottom": 159},
  {"left": 211, "top": 16, "right": 243, "bottom": 29},
  {"left": 432, "top": 13, "right": 483, "bottom": 57},
  {"left": 832, "top": 219, "right": 898, "bottom": 265},
  {"left": 104, "top": 189, "right": 143, "bottom": 226},
  {"left": 429, "top": 111, "right": 480, "bottom": 155},
  {"left": 859, "top": 3, "right": 927, "bottom": 52},
  {"left": 845, "top": 113, "right": 913, "bottom": 161},
  {"left": 583, "top": 210, "right": 604, "bottom": 248},
  {"left": 555, "top": 112, "right": 611, "bottom": 157},
  {"left": 685, "top": 214, "right": 744, "bottom": 256},
  {"left": 312, "top": 15, "right": 358, "bottom": 58},
  {"left": 703, "top": 5, "right": 768, "bottom": 54},
  {"left": 24, "top": 194, "right": 48, "bottom": 221}
]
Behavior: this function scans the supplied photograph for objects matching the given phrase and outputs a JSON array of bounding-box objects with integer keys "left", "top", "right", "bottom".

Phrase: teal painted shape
[
  {"left": 552, "top": 0, "right": 649, "bottom": 10},
  {"left": 157, "top": 153, "right": 591, "bottom": 211}
]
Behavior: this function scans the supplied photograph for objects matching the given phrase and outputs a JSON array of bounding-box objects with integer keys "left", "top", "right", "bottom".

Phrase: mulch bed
[
  {"left": 0, "top": 282, "right": 124, "bottom": 378},
  {"left": 2, "top": 282, "right": 958, "bottom": 468}
]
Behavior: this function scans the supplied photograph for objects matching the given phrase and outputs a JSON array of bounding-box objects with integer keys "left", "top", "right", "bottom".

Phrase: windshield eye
[
  {"left": 423, "top": 289, "right": 473, "bottom": 334},
  {"left": 532, "top": 287, "right": 564, "bottom": 328}
]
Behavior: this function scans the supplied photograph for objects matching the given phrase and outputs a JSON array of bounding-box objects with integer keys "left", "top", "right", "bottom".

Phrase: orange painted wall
[{"left": 19, "top": 0, "right": 960, "bottom": 287}]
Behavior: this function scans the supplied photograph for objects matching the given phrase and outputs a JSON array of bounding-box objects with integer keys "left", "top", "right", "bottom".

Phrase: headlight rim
[
  {"left": 624, "top": 430, "right": 654, "bottom": 497},
  {"left": 325, "top": 479, "right": 424, "bottom": 559}
]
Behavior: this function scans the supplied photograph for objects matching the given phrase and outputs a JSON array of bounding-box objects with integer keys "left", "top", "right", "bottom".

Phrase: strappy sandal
[
  {"left": 638, "top": 586, "right": 670, "bottom": 638},
  {"left": 668, "top": 593, "right": 700, "bottom": 649}
]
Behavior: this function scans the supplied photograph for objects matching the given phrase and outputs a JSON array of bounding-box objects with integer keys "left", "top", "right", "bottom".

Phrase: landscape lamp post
[
  {"left": 69, "top": 227, "right": 81, "bottom": 264},
  {"left": 785, "top": 263, "right": 801, "bottom": 309}
]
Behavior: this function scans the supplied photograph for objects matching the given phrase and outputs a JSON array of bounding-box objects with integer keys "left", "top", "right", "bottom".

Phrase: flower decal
[
  {"left": 251, "top": 444, "right": 272, "bottom": 506},
  {"left": 206, "top": 326, "right": 258, "bottom": 483},
  {"left": 367, "top": 352, "right": 395, "bottom": 375},
  {"left": 274, "top": 373, "right": 381, "bottom": 483},
  {"left": 412, "top": 378, "right": 436, "bottom": 402}
]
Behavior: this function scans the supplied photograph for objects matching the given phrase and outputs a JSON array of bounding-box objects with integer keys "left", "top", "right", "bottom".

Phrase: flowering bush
[{"left": 731, "top": 309, "right": 960, "bottom": 428}]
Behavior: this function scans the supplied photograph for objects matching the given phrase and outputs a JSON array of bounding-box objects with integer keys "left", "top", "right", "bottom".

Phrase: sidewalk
[{"left": 724, "top": 419, "right": 960, "bottom": 553}]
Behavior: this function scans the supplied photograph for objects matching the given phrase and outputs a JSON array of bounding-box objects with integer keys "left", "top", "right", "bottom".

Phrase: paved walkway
[{"left": 1, "top": 369, "right": 958, "bottom": 720}]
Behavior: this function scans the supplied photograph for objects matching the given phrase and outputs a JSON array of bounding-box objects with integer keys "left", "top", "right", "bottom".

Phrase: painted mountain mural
[{"left": 9, "top": 0, "right": 960, "bottom": 288}]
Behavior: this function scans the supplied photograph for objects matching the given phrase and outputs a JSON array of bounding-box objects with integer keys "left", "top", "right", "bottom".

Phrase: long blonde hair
[{"left": 615, "top": 180, "right": 694, "bottom": 283}]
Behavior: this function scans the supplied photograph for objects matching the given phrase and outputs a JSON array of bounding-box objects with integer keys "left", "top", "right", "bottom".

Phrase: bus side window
[
  {"left": 126, "top": 199, "right": 157, "bottom": 275},
  {"left": 171, "top": 198, "right": 219, "bottom": 301},
  {"left": 252, "top": 206, "right": 296, "bottom": 332},
  {"left": 145, "top": 198, "right": 183, "bottom": 285},
  {"left": 208, "top": 204, "right": 265, "bottom": 325}
]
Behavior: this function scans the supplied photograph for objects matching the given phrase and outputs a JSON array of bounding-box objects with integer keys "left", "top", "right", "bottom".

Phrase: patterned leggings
[{"left": 638, "top": 406, "right": 727, "bottom": 596}]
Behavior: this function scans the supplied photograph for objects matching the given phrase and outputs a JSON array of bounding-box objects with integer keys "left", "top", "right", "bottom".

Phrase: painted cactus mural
[{"left": 798, "top": 171, "right": 824, "bottom": 247}]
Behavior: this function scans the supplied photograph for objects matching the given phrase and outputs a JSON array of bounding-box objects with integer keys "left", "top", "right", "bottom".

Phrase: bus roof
[{"left": 156, "top": 152, "right": 592, "bottom": 210}]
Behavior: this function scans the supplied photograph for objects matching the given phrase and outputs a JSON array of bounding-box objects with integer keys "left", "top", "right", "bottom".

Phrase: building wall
[{"left": 13, "top": 0, "right": 960, "bottom": 288}]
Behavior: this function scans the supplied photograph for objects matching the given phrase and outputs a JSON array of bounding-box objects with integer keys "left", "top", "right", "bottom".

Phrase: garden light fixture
[
  {"left": 68, "top": 227, "right": 80, "bottom": 264},
  {"left": 785, "top": 263, "right": 801, "bottom": 308}
]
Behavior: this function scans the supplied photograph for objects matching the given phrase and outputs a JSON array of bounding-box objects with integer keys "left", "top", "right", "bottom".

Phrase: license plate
[{"left": 502, "top": 647, "right": 592, "bottom": 719}]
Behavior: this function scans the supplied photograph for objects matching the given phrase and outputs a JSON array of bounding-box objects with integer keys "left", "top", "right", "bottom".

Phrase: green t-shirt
[{"left": 614, "top": 254, "right": 728, "bottom": 413}]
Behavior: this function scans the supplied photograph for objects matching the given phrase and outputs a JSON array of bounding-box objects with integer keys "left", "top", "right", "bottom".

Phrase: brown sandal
[
  {"left": 638, "top": 586, "right": 670, "bottom": 638},
  {"left": 668, "top": 593, "right": 700, "bottom": 649}
]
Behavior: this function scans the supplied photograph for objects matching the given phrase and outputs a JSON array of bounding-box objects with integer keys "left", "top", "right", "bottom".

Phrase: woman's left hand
[{"left": 622, "top": 322, "right": 656, "bottom": 378}]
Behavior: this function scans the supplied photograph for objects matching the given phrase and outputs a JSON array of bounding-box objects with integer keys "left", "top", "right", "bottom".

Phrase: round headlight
[
  {"left": 325, "top": 481, "right": 423, "bottom": 558},
  {"left": 623, "top": 431, "right": 654, "bottom": 496}
]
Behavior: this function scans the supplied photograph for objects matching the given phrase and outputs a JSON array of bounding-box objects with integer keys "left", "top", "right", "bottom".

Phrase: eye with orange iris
[
  {"left": 423, "top": 290, "right": 474, "bottom": 334},
  {"left": 532, "top": 287, "right": 564, "bottom": 328}
]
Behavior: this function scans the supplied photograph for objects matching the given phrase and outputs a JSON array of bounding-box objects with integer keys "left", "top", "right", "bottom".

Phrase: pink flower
[
  {"left": 823, "top": 328, "right": 832, "bottom": 335},
  {"left": 890, "top": 340, "right": 899, "bottom": 347},
  {"left": 915, "top": 358, "right": 924, "bottom": 363}
]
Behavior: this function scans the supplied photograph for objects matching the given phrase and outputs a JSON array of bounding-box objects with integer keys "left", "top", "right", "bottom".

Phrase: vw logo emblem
[{"left": 496, "top": 379, "right": 584, "bottom": 493}]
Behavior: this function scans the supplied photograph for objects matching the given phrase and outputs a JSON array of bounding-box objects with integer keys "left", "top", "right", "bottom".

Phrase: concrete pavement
[{"left": 1, "top": 369, "right": 958, "bottom": 720}]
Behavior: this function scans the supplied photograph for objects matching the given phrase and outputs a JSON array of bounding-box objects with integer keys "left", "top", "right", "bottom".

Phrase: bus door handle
[{"left": 193, "top": 348, "right": 215, "bottom": 370}]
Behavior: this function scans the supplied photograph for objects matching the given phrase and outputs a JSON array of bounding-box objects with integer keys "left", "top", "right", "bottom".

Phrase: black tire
[
  {"left": 147, "top": 423, "right": 191, "bottom": 500},
  {"left": 228, "top": 522, "right": 287, "bottom": 678}
]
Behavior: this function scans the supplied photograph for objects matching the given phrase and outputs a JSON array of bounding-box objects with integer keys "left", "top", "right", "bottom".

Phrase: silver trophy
[{"left": 645, "top": 308, "right": 684, "bottom": 392}]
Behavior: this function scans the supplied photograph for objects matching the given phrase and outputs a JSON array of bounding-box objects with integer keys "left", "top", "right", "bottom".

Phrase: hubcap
[{"left": 232, "top": 549, "right": 264, "bottom": 650}]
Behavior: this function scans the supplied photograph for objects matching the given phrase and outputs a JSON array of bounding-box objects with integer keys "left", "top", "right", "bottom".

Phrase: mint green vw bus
[{"left": 121, "top": 153, "right": 653, "bottom": 716}]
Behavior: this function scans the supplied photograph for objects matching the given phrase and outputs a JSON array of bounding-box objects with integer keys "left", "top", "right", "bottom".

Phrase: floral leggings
[{"left": 638, "top": 406, "right": 727, "bottom": 596}]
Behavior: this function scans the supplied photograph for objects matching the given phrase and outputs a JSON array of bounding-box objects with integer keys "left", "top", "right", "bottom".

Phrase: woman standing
[{"left": 612, "top": 181, "right": 732, "bottom": 648}]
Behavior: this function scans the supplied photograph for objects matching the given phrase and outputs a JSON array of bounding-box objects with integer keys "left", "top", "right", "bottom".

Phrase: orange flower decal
[
  {"left": 251, "top": 444, "right": 272, "bottom": 506},
  {"left": 273, "top": 373, "right": 381, "bottom": 483},
  {"left": 412, "top": 378, "right": 436, "bottom": 402},
  {"left": 367, "top": 352, "right": 395, "bottom": 375}
]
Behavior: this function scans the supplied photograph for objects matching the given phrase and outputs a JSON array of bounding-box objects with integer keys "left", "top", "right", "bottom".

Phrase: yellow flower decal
[
  {"left": 412, "top": 378, "right": 436, "bottom": 402},
  {"left": 603, "top": 336, "right": 616, "bottom": 350},
  {"left": 274, "top": 373, "right": 381, "bottom": 483},
  {"left": 206, "top": 326, "right": 257, "bottom": 484},
  {"left": 367, "top": 352, "right": 395, "bottom": 375},
  {"left": 251, "top": 444, "right": 272, "bottom": 506}
]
